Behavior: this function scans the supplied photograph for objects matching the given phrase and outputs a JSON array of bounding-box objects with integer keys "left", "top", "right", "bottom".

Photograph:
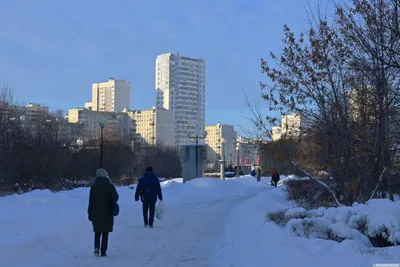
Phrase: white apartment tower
[
  {"left": 155, "top": 53, "right": 206, "bottom": 146},
  {"left": 92, "top": 77, "right": 130, "bottom": 112},
  {"left": 272, "top": 113, "right": 306, "bottom": 141},
  {"left": 205, "top": 123, "right": 236, "bottom": 166}
]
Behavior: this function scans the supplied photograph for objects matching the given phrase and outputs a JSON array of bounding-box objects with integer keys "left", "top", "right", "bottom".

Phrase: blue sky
[{"left": 0, "top": 0, "right": 331, "bottom": 135}]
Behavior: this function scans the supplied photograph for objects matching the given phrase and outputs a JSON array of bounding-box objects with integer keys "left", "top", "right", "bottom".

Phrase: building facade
[
  {"left": 92, "top": 78, "right": 130, "bottom": 112},
  {"left": 24, "top": 103, "right": 50, "bottom": 121},
  {"left": 155, "top": 52, "right": 206, "bottom": 146},
  {"left": 272, "top": 126, "right": 282, "bottom": 141},
  {"left": 68, "top": 108, "right": 132, "bottom": 144},
  {"left": 126, "top": 107, "right": 174, "bottom": 147},
  {"left": 271, "top": 113, "right": 305, "bottom": 141},
  {"left": 205, "top": 123, "right": 236, "bottom": 166},
  {"left": 236, "top": 136, "right": 260, "bottom": 167},
  {"left": 0, "top": 102, "right": 49, "bottom": 126}
]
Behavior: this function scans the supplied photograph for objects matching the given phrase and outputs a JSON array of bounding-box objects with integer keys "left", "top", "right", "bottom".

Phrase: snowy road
[{"left": 1, "top": 177, "right": 267, "bottom": 267}]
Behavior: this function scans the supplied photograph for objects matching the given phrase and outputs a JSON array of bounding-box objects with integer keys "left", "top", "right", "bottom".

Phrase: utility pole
[{"left": 188, "top": 135, "right": 205, "bottom": 178}]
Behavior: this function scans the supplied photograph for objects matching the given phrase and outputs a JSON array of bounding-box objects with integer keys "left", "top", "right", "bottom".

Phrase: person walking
[
  {"left": 271, "top": 168, "right": 280, "bottom": 187},
  {"left": 257, "top": 167, "right": 261, "bottom": 182},
  {"left": 88, "top": 168, "right": 119, "bottom": 257},
  {"left": 135, "top": 166, "right": 163, "bottom": 228}
]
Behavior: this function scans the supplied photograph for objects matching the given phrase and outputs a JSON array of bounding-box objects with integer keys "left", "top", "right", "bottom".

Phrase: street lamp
[
  {"left": 236, "top": 142, "right": 240, "bottom": 177},
  {"left": 99, "top": 122, "right": 105, "bottom": 168},
  {"left": 219, "top": 138, "right": 226, "bottom": 181}
]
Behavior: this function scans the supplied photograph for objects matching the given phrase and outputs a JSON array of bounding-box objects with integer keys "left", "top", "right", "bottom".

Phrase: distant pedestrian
[
  {"left": 271, "top": 168, "right": 280, "bottom": 187},
  {"left": 135, "top": 166, "right": 163, "bottom": 228},
  {"left": 257, "top": 167, "right": 261, "bottom": 182},
  {"left": 88, "top": 168, "right": 119, "bottom": 257},
  {"left": 251, "top": 169, "right": 256, "bottom": 177},
  {"left": 270, "top": 168, "right": 275, "bottom": 186}
]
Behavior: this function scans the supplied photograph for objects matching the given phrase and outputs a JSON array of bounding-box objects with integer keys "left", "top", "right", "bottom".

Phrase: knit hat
[
  {"left": 146, "top": 166, "right": 153, "bottom": 172},
  {"left": 96, "top": 168, "right": 109, "bottom": 178}
]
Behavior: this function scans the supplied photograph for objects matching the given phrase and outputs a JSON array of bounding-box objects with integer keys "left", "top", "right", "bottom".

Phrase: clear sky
[{"left": 0, "top": 0, "right": 331, "bottom": 135}]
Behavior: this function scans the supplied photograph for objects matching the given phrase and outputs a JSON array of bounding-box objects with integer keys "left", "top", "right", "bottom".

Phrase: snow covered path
[
  {"left": 1, "top": 177, "right": 267, "bottom": 267},
  {"left": 4, "top": 175, "right": 399, "bottom": 267}
]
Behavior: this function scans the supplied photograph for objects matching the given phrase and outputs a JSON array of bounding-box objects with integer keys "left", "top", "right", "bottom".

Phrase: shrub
[
  {"left": 266, "top": 209, "right": 287, "bottom": 226},
  {"left": 285, "top": 179, "right": 335, "bottom": 209}
]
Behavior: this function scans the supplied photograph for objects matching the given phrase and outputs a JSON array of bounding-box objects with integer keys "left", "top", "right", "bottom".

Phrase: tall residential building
[
  {"left": 126, "top": 107, "right": 174, "bottom": 147},
  {"left": 205, "top": 123, "right": 236, "bottom": 166},
  {"left": 92, "top": 77, "right": 130, "bottom": 112},
  {"left": 272, "top": 113, "right": 305, "bottom": 141},
  {"left": 155, "top": 52, "right": 206, "bottom": 146},
  {"left": 68, "top": 108, "right": 133, "bottom": 144}
]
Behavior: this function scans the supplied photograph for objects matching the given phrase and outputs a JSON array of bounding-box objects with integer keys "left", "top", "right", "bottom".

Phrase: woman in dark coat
[{"left": 88, "top": 168, "right": 119, "bottom": 257}]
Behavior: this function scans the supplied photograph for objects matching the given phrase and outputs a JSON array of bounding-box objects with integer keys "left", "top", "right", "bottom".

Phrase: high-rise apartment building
[
  {"left": 155, "top": 53, "right": 206, "bottom": 146},
  {"left": 126, "top": 107, "right": 174, "bottom": 147},
  {"left": 205, "top": 123, "right": 236, "bottom": 166},
  {"left": 92, "top": 78, "right": 130, "bottom": 112},
  {"left": 272, "top": 113, "right": 306, "bottom": 141}
]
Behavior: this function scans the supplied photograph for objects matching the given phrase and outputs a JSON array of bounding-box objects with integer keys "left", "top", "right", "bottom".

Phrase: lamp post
[
  {"left": 236, "top": 142, "right": 240, "bottom": 177},
  {"left": 99, "top": 122, "right": 105, "bottom": 168},
  {"left": 219, "top": 138, "right": 226, "bottom": 181}
]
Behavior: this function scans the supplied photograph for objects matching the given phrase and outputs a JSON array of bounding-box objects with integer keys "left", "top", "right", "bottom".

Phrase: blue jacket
[{"left": 135, "top": 171, "right": 163, "bottom": 203}]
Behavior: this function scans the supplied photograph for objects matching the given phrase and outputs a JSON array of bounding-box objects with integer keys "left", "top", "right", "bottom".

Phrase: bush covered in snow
[
  {"left": 267, "top": 199, "right": 400, "bottom": 247},
  {"left": 285, "top": 179, "right": 336, "bottom": 209},
  {"left": 266, "top": 210, "right": 287, "bottom": 226}
]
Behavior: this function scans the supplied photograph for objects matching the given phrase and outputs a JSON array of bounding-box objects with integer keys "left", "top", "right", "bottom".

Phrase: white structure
[
  {"left": 85, "top": 102, "right": 93, "bottom": 110},
  {"left": 126, "top": 107, "right": 174, "bottom": 147},
  {"left": 92, "top": 78, "right": 130, "bottom": 112},
  {"left": 236, "top": 136, "right": 259, "bottom": 166},
  {"left": 205, "top": 123, "right": 236, "bottom": 166},
  {"left": 272, "top": 126, "right": 282, "bottom": 141},
  {"left": 155, "top": 52, "right": 206, "bottom": 146},
  {"left": 68, "top": 108, "right": 132, "bottom": 144},
  {"left": 272, "top": 113, "right": 305, "bottom": 140}
]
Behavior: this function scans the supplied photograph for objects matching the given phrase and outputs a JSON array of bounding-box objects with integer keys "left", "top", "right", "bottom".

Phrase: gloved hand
[
  {"left": 88, "top": 214, "right": 92, "bottom": 221},
  {"left": 135, "top": 196, "right": 139, "bottom": 202}
]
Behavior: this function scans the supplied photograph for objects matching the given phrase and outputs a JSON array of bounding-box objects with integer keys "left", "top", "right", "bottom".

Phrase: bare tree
[{"left": 250, "top": 1, "right": 399, "bottom": 205}]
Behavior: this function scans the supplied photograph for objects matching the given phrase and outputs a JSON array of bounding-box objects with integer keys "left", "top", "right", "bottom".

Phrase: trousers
[
  {"left": 94, "top": 232, "right": 109, "bottom": 253},
  {"left": 142, "top": 200, "right": 156, "bottom": 226}
]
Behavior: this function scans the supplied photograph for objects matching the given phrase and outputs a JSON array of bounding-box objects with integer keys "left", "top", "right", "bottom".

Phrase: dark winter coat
[
  {"left": 251, "top": 170, "right": 256, "bottom": 177},
  {"left": 88, "top": 176, "right": 119, "bottom": 233},
  {"left": 272, "top": 171, "right": 280, "bottom": 182},
  {"left": 135, "top": 171, "right": 163, "bottom": 203}
]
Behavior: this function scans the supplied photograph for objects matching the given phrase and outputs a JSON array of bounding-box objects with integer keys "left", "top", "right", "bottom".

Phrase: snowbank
[
  {"left": 215, "top": 185, "right": 400, "bottom": 267},
  {"left": 278, "top": 199, "right": 400, "bottom": 247}
]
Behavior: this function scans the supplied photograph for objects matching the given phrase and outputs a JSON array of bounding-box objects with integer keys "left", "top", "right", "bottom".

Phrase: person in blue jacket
[{"left": 135, "top": 166, "right": 163, "bottom": 228}]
